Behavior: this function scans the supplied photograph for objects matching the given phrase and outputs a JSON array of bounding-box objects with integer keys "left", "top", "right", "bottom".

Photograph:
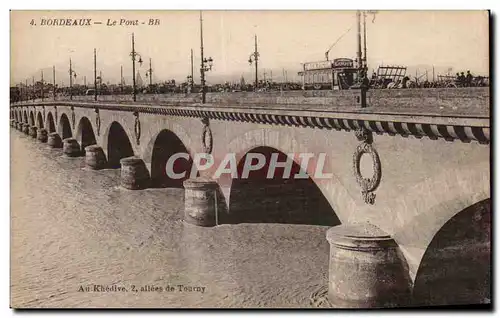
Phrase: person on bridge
[
  {"left": 360, "top": 73, "right": 370, "bottom": 90},
  {"left": 459, "top": 72, "right": 466, "bottom": 87},
  {"left": 466, "top": 70, "right": 473, "bottom": 87}
]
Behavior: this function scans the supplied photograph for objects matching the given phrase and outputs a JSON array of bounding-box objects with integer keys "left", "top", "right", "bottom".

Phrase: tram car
[{"left": 298, "top": 58, "right": 360, "bottom": 90}]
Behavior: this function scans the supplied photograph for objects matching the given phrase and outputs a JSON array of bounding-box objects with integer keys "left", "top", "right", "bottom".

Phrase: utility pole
[
  {"left": 254, "top": 35, "right": 258, "bottom": 90},
  {"left": 199, "top": 11, "right": 213, "bottom": 103},
  {"left": 248, "top": 35, "right": 260, "bottom": 91},
  {"left": 69, "top": 58, "right": 73, "bottom": 100},
  {"left": 32, "top": 76, "right": 35, "bottom": 101},
  {"left": 363, "top": 11, "right": 368, "bottom": 72},
  {"left": 191, "top": 48, "right": 194, "bottom": 86},
  {"left": 94, "top": 48, "right": 98, "bottom": 101},
  {"left": 132, "top": 33, "right": 136, "bottom": 101},
  {"left": 25, "top": 79, "right": 28, "bottom": 101},
  {"left": 53, "top": 66, "right": 56, "bottom": 100},
  {"left": 356, "top": 10, "right": 362, "bottom": 77},
  {"left": 200, "top": 11, "right": 206, "bottom": 103},
  {"left": 130, "top": 33, "right": 143, "bottom": 101},
  {"left": 121, "top": 65, "right": 124, "bottom": 91},
  {"left": 41, "top": 70, "right": 44, "bottom": 101},
  {"left": 84, "top": 76, "right": 87, "bottom": 87},
  {"left": 148, "top": 58, "right": 153, "bottom": 87}
]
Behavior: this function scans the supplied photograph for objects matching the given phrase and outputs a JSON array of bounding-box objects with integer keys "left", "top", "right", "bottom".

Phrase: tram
[{"left": 298, "top": 58, "right": 361, "bottom": 90}]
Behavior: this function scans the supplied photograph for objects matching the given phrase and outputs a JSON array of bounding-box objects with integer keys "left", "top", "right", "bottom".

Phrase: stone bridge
[{"left": 10, "top": 88, "right": 491, "bottom": 308}]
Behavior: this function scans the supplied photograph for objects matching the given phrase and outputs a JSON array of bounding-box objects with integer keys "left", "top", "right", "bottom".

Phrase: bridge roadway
[{"left": 10, "top": 88, "right": 491, "bottom": 307}]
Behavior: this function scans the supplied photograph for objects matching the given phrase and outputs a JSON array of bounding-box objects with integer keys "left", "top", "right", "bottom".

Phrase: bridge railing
[{"left": 10, "top": 87, "right": 489, "bottom": 118}]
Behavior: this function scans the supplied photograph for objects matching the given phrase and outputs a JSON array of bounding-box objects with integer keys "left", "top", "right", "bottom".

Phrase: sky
[{"left": 10, "top": 10, "right": 489, "bottom": 86}]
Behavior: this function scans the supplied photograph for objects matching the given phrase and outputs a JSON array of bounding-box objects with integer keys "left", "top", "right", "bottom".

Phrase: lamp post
[
  {"left": 41, "top": 70, "right": 44, "bottom": 101},
  {"left": 363, "top": 11, "right": 367, "bottom": 72},
  {"left": 120, "top": 65, "right": 124, "bottom": 93},
  {"left": 94, "top": 48, "right": 98, "bottom": 101},
  {"left": 69, "top": 58, "right": 77, "bottom": 100},
  {"left": 248, "top": 34, "right": 260, "bottom": 91},
  {"left": 53, "top": 66, "right": 56, "bottom": 101},
  {"left": 199, "top": 11, "right": 214, "bottom": 104},
  {"left": 130, "top": 33, "right": 143, "bottom": 102},
  {"left": 186, "top": 48, "right": 195, "bottom": 91},
  {"left": 145, "top": 58, "right": 153, "bottom": 90},
  {"left": 186, "top": 74, "right": 193, "bottom": 92}
]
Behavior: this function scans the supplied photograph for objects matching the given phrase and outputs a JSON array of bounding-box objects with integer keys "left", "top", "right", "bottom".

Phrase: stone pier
[
  {"left": 183, "top": 178, "right": 218, "bottom": 227},
  {"left": 62, "top": 138, "right": 81, "bottom": 157},
  {"left": 119, "top": 157, "right": 150, "bottom": 190},
  {"left": 29, "top": 126, "right": 37, "bottom": 139},
  {"left": 325, "top": 223, "right": 411, "bottom": 308},
  {"left": 85, "top": 145, "right": 107, "bottom": 170},
  {"left": 47, "top": 133, "right": 63, "bottom": 148},
  {"left": 37, "top": 128, "right": 48, "bottom": 143}
]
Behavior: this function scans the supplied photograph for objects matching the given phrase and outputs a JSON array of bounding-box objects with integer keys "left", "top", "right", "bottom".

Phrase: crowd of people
[
  {"left": 364, "top": 70, "right": 489, "bottom": 89},
  {"left": 455, "top": 70, "right": 476, "bottom": 87}
]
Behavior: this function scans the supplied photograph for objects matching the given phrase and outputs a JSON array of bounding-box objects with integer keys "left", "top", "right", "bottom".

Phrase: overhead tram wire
[{"left": 324, "top": 24, "right": 354, "bottom": 61}]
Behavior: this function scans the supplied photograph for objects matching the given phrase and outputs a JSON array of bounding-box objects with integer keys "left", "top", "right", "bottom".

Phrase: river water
[{"left": 10, "top": 129, "right": 330, "bottom": 308}]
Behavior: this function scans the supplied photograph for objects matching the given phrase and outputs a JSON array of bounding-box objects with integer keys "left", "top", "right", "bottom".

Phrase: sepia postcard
[{"left": 9, "top": 10, "right": 490, "bottom": 309}]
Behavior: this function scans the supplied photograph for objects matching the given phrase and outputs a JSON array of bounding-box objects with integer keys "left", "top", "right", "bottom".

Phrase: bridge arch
[
  {"left": 142, "top": 120, "right": 199, "bottom": 163},
  {"left": 104, "top": 121, "right": 135, "bottom": 168},
  {"left": 75, "top": 117, "right": 97, "bottom": 153},
  {"left": 58, "top": 113, "right": 72, "bottom": 139},
  {"left": 379, "top": 162, "right": 491, "bottom": 306},
  {"left": 45, "top": 112, "right": 56, "bottom": 133},
  {"left": 23, "top": 110, "right": 28, "bottom": 124},
  {"left": 29, "top": 111, "right": 35, "bottom": 126},
  {"left": 147, "top": 129, "right": 195, "bottom": 188},
  {"left": 412, "top": 198, "right": 491, "bottom": 306},
  {"left": 142, "top": 121, "right": 199, "bottom": 187},
  {"left": 36, "top": 111, "right": 44, "bottom": 128},
  {"left": 222, "top": 128, "right": 354, "bottom": 222},
  {"left": 223, "top": 146, "right": 341, "bottom": 226}
]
